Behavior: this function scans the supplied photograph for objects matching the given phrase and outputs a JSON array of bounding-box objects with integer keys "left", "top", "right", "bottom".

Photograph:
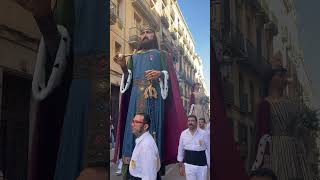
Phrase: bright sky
[{"left": 177, "top": 0, "right": 210, "bottom": 95}]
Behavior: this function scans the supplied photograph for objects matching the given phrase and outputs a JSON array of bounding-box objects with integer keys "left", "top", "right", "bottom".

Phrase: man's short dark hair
[
  {"left": 135, "top": 112, "right": 151, "bottom": 128},
  {"left": 198, "top": 118, "right": 205, "bottom": 122},
  {"left": 249, "top": 168, "right": 277, "bottom": 180},
  {"left": 187, "top": 115, "right": 197, "bottom": 121}
]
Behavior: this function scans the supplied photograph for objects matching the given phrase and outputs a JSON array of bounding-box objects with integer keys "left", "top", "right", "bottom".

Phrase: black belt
[
  {"left": 130, "top": 176, "right": 141, "bottom": 180},
  {"left": 184, "top": 150, "right": 207, "bottom": 166}
]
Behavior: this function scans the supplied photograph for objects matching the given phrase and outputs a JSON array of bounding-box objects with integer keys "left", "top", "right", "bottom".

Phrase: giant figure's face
[
  {"left": 137, "top": 29, "right": 157, "bottom": 50},
  {"left": 270, "top": 70, "right": 288, "bottom": 89},
  {"left": 139, "top": 29, "right": 155, "bottom": 42}
]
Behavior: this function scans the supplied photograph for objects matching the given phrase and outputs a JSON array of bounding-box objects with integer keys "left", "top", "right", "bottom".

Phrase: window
[
  {"left": 149, "top": 0, "right": 156, "bottom": 8},
  {"left": 134, "top": 13, "right": 142, "bottom": 29},
  {"left": 246, "top": 16, "right": 251, "bottom": 40},
  {"left": 239, "top": 73, "right": 244, "bottom": 96},
  {"left": 115, "top": 42, "right": 121, "bottom": 54},
  {"left": 110, "top": 1, "right": 118, "bottom": 17},
  {"left": 117, "top": 0, "right": 121, "bottom": 16},
  {"left": 238, "top": 123, "right": 247, "bottom": 144},
  {"left": 250, "top": 82, "right": 254, "bottom": 113},
  {"left": 163, "top": 0, "right": 167, "bottom": 6}
]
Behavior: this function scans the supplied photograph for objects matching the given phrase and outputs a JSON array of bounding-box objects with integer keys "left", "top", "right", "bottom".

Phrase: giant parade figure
[
  {"left": 188, "top": 82, "right": 210, "bottom": 121},
  {"left": 252, "top": 51, "right": 317, "bottom": 180},
  {"left": 113, "top": 25, "right": 187, "bottom": 178}
]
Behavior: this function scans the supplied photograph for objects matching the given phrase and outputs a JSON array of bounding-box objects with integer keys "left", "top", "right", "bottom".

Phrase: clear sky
[
  {"left": 295, "top": 1, "right": 320, "bottom": 110},
  {"left": 177, "top": 0, "right": 210, "bottom": 95}
]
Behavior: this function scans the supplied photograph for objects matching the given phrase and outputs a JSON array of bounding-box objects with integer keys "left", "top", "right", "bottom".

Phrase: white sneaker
[{"left": 115, "top": 169, "right": 122, "bottom": 176}]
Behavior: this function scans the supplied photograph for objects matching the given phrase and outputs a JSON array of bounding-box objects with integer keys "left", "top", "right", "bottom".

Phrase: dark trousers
[
  {"left": 123, "top": 163, "right": 162, "bottom": 180},
  {"left": 130, "top": 173, "right": 161, "bottom": 180}
]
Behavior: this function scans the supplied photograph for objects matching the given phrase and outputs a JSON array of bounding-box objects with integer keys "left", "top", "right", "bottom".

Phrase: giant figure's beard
[{"left": 137, "top": 38, "right": 158, "bottom": 50}]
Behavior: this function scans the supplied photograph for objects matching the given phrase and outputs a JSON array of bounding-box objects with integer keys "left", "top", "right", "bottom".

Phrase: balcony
[
  {"left": 243, "top": 39, "right": 270, "bottom": 74},
  {"left": 213, "top": 25, "right": 222, "bottom": 42},
  {"left": 178, "top": 71, "right": 186, "bottom": 81},
  {"left": 223, "top": 81, "right": 234, "bottom": 105},
  {"left": 178, "top": 27, "right": 183, "bottom": 36},
  {"left": 128, "top": 27, "right": 140, "bottom": 47},
  {"left": 132, "top": 0, "right": 160, "bottom": 31},
  {"left": 177, "top": 45, "right": 184, "bottom": 55},
  {"left": 226, "top": 24, "right": 270, "bottom": 76},
  {"left": 170, "top": 31, "right": 177, "bottom": 40},
  {"left": 239, "top": 93, "right": 249, "bottom": 113},
  {"left": 185, "top": 76, "right": 194, "bottom": 85},
  {"left": 230, "top": 24, "right": 247, "bottom": 56},
  {"left": 184, "top": 54, "right": 189, "bottom": 64},
  {"left": 170, "top": 9, "right": 175, "bottom": 20},
  {"left": 183, "top": 37, "right": 187, "bottom": 45},
  {"left": 224, "top": 28, "right": 244, "bottom": 57},
  {"left": 110, "top": 1, "right": 118, "bottom": 25}
]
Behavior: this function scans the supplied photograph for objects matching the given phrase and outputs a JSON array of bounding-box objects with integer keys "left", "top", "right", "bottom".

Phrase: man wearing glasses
[{"left": 129, "top": 113, "right": 161, "bottom": 180}]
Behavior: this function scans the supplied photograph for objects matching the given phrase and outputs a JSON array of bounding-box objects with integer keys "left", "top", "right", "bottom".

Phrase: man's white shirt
[
  {"left": 177, "top": 128, "right": 210, "bottom": 167},
  {"left": 205, "top": 122, "right": 210, "bottom": 133},
  {"left": 129, "top": 131, "right": 160, "bottom": 180}
]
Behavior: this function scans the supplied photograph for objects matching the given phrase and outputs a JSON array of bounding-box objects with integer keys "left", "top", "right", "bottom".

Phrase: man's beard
[
  {"left": 133, "top": 127, "right": 145, "bottom": 137},
  {"left": 188, "top": 124, "right": 196, "bottom": 131},
  {"left": 137, "top": 38, "right": 157, "bottom": 50}
]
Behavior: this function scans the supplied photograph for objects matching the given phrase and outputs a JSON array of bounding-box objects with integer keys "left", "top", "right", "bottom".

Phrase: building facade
[
  {"left": 0, "top": 1, "right": 40, "bottom": 179},
  {"left": 213, "top": 0, "right": 317, "bottom": 175},
  {"left": 214, "top": 0, "right": 278, "bottom": 171}
]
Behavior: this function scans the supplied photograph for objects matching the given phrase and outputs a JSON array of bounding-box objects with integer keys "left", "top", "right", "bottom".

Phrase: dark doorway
[{"left": 0, "top": 71, "right": 31, "bottom": 180}]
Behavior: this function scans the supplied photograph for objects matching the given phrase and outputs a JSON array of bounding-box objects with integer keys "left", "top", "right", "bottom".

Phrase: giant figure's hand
[
  {"left": 15, "top": 0, "right": 52, "bottom": 17},
  {"left": 113, "top": 54, "right": 127, "bottom": 68},
  {"left": 145, "top": 70, "right": 161, "bottom": 81}
]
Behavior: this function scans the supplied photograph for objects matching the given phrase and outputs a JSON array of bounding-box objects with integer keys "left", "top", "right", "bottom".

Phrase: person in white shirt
[
  {"left": 198, "top": 118, "right": 206, "bottom": 130},
  {"left": 205, "top": 121, "right": 210, "bottom": 135},
  {"left": 115, "top": 158, "right": 123, "bottom": 176},
  {"left": 177, "top": 115, "right": 210, "bottom": 180},
  {"left": 129, "top": 113, "right": 161, "bottom": 180}
]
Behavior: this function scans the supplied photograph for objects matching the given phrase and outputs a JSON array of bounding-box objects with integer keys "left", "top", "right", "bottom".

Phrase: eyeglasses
[{"left": 131, "top": 120, "right": 144, "bottom": 124}]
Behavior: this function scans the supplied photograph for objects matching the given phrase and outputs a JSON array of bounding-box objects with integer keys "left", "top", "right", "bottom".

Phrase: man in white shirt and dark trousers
[
  {"left": 129, "top": 113, "right": 161, "bottom": 180},
  {"left": 177, "top": 115, "right": 210, "bottom": 180}
]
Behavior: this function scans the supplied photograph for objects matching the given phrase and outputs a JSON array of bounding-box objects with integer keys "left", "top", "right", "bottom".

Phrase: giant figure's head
[
  {"left": 137, "top": 25, "right": 159, "bottom": 50},
  {"left": 267, "top": 51, "right": 289, "bottom": 90}
]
